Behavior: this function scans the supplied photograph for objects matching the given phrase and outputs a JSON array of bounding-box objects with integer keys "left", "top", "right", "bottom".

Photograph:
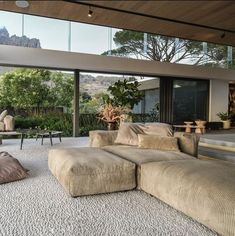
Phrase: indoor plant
[
  {"left": 99, "top": 103, "right": 130, "bottom": 130},
  {"left": 216, "top": 112, "right": 232, "bottom": 129}
]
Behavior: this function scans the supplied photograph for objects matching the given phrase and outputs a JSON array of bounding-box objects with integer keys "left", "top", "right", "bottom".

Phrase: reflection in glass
[{"left": 173, "top": 80, "right": 209, "bottom": 123}]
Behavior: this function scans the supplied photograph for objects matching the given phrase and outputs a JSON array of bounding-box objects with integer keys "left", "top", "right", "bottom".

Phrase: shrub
[{"left": 15, "top": 112, "right": 106, "bottom": 137}]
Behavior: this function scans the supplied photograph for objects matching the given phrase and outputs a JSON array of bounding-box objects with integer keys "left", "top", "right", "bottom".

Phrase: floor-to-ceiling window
[{"left": 173, "top": 79, "right": 209, "bottom": 123}]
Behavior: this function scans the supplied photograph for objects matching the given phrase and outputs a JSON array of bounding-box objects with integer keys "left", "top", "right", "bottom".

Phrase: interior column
[
  {"left": 73, "top": 69, "right": 80, "bottom": 137},
  {"left": 159, "top": 77, "right": 173, "bottom": 124}
]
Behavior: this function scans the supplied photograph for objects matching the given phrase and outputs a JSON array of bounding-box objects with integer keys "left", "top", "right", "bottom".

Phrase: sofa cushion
[
  {"left": 143, "top": 122, "right": 173, "bottom": 137},
  {"left": 0, "top": 110, "right": 7, "bottom": 122},
  {"left": 114, "top": 122, "right": 145, "bottom": 146},
  {"left": 103, "top": 145, "right": 194, "bottom": 166},
  {"left": 174, "top": 132, "right": 200, "bottom": 157},
  {"left": 0, "top": 151, "right": 28, "bottom": 184},
  {"left": 138, "top": 134, "right": 180, "bottom": 152},
  {"left": 48, "top": 147, "right": 136, "bottom": 197},
  {"left": 89, "top": 130, "right": 118, "bottom": 147},
  {"left": 0, "top": 122, "right": 5, "bottom": 131},
  {"left": 4, "top": 115, "right": 15, "bottom": 131},
  {"left": 140, "top": 160, "right": 235, "bottom": 236},
  {"left": 103, "top": 145, "right": 194, "bottom": 188}
]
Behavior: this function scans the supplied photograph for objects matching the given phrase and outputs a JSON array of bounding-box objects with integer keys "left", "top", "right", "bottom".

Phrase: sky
[{"left": 0, "top": 10, "right": 120, "bottom": 55}]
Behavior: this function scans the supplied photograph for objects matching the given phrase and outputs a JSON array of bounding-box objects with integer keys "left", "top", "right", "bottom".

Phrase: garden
[{"left": 0, "top": 68, "right": 159, "bottom": 136}]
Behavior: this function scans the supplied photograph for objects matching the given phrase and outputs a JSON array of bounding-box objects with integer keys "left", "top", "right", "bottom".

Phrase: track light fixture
[
  {"left": 88, "top": 6, "right": 93, "bottom": 18},
  {"left": 221, "top": 32, "right": 225, "bottom": 39}
]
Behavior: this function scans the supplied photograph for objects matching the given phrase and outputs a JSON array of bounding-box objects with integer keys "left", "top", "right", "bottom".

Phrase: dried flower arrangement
[{"left": 99, "top": 104, "right": 130, "bottom": 130}]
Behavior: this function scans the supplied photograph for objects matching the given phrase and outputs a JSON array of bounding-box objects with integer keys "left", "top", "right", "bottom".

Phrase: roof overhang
[{"left": 1, "top": 45, "right": 235, "bottom": 81}]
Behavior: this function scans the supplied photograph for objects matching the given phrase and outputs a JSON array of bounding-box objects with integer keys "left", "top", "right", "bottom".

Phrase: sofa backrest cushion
[
  {"left": 143, "top": 122, "right": 173, "bottom": 137},
  {"left": 115, "top": 123, "right": 145, "bottom": 146},
  {"left": 0, "top": 110, "right": 7, "bottom": 122},
  {"left": 174, "top": 132, "right": 200, "bottom": 157},
  {"left": 4, "top": 115, "right": 15, "bottom": 131},
  {"left": 138, "top": 134, "right": 180, "bottom": 152}
]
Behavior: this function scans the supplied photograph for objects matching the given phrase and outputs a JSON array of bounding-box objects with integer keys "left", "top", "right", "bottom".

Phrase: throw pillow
[
  {"left": 0, "top": 110, "right": 7, "bottom": 122},
  {"left": 138, "top": 134, "right": 180, "bottom": 152},
  {"left": 0, "top": 152, "right": 29, "bottom": 185},
  {"left": 143, "top": 122, "right": 173, "bottom": 137},
  {"left": 115, "top": 122, "right": 145, "bottom": 146},
  {"left": 174, "top": 132, "right": 200, "bottom": 157}
]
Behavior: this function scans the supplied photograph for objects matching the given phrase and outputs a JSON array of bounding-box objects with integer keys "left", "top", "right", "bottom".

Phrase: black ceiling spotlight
[
  {"left": 221, "top": 32, "right": 226, "bottom": 39},
  {"left": 88, "top": 6, "right": 93, "bottom": 18}
]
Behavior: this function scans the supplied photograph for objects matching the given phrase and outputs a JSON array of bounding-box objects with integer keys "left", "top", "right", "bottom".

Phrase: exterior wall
[{"left": 209, "top": 80, "right": 229, "bottom": 121}]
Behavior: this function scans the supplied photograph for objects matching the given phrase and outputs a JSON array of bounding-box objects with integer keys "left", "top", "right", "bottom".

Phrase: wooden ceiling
[{"left": 0, "top": 0, "right": 235, "bottom": 46}]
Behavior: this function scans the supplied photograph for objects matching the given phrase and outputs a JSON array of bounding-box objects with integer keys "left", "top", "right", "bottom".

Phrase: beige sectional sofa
[{"left": 49, "top": 122, "right": 235, "bottom": 236}]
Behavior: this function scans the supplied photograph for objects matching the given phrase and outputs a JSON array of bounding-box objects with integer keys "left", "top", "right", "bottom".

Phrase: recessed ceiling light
[{"left": 15, "top": 0, "right": 29, "bottom": 8}]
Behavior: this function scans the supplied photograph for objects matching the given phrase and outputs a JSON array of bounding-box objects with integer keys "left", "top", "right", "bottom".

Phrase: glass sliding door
[{"left": 173, "top": 79, "right": 209, "bottom": 123}]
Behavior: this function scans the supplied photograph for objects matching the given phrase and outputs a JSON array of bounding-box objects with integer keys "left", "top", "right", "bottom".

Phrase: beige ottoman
[
  {"left": 48, "top": 147, "right": 136, "bottom": 197},
  {"left": 141, "top": 160, "right": 235, "bottom": 236}
]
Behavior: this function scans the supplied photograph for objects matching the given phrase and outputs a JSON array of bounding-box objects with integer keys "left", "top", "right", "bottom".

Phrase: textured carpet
[{"left": 0, "top": 138, "right": 218, "bottom": 236}]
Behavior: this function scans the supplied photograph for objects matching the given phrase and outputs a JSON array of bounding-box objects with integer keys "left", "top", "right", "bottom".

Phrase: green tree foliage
[
  {"left": 50, "top": 71, "right": 73, "bottom": 109},
  {"left": 0, "top": 69, "right": 74, "bottom": 113},
  {"left": 0, "top": 69, "right": 52, "bottom": 111},
  {"left": 103, "top": 30, "right": 234, "bottom": 67},
  {"left": 103, "top": 30, "right": 203, "bottom": 64},
  {"left": 105, "top": 78, "right": 144, "bottom": 109}
]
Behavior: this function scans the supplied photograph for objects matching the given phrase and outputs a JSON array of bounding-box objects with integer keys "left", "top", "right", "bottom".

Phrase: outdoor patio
[{"left": 0, "top": 137, "right": 219, "bottom": 236}]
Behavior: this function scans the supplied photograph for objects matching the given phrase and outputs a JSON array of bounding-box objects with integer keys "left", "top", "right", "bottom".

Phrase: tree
[
  {"left": 103, "top": 30, "right": 234, "bottom": 67},
  {"left": 0, "top": 69, "right": 74, "bottom": 114},
  {"left": 50, "top": 72, "right": 74, "bottom": 110},
  {"left": 104, "top": 78, "right": 144, "bottom": 109},
  {"left": 0, "top": 69, "right": 52, "bottom": 113},
  {"left": 103, "top": 30, "right": 203, "bottom": 64}
]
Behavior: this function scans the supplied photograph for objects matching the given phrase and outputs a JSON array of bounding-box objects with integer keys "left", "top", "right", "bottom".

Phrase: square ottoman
[{"left": 48, "top": 147, "right": 136, "bottom": 197}]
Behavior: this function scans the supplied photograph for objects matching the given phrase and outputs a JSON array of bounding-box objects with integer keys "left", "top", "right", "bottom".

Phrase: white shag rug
[{"left": 0, "top": 138, "right": 218, "bottom": 236}]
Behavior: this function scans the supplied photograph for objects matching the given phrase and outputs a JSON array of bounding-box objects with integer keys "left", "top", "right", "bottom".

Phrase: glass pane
[
  {"left": 173, "top": 80, "right": 209, "bottom": 123},
  {"left": 0, "top": 10, "right": 22, "bottom": 46},
  {"left": 24, "top": 15, "right": 69, "bottom": 51},
  {"left": 71, "top": 22, "right": 108, "bottom": 55},
  {"left": 144, "top": 89, "right": 160, "bottom": 113},
  {"left": 133, "top": 77, "right": 160, "bottom": 121}
]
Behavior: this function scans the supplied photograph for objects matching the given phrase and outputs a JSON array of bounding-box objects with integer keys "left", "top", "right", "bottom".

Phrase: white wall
[{"left": 209, "top": 80, "right": 229, "bottom": 121}]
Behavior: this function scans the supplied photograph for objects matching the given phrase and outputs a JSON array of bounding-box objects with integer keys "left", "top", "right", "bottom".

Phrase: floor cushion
[
  {"left": 0, "top": 151, "right": 28, "bottom": 184},
  {"left": 48, "top": 147, "right": 136, "bottom": 197},
  {"left": 140, "top": 159, "right": 235, "bottom": 236}
]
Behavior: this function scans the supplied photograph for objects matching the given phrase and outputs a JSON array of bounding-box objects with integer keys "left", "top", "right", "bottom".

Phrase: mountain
[
  {"left": 80, "top": 74, "right": 125, "bottom": 96},
  {"left": 0, "top": 27, "right": 41, "bottom": 48}
]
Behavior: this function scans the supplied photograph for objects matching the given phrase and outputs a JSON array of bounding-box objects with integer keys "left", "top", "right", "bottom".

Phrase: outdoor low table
[
  {"left": 0, "top": 130, "right": 62, "bottom": 150},
  {"left": 0, "top": 131, "right": 22, "bottom": 147},
  {"left": 36, "top": 131, "right": 62, "bottom": 146}
]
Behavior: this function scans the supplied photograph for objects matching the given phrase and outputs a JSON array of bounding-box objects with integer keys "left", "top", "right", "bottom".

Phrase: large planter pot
[{"left": 222, "top": 120, "right": 231, "bottom": 129}]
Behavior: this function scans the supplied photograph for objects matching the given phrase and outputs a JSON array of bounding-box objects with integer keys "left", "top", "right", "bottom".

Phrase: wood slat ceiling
[{"left": 0, "top": 0, "right": 235, "bottom": 46}]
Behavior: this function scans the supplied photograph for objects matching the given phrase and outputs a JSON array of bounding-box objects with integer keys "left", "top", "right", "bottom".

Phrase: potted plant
[
  {"left": 216, "top": 112, "right": 232, "bottom": 129},
  {"left": 98, "top": 78, "right": 144, "bottom": 130},
  {"left": 99, "top": 103, "right": 130, "bottom": 130}
]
